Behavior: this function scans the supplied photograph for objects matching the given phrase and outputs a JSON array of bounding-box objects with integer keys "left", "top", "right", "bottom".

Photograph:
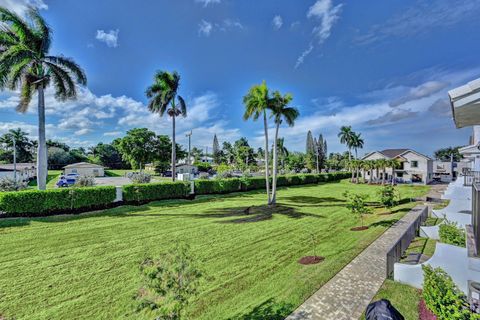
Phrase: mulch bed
[
  {"left": 298, "top": 256, "right": 325, "bottom": 265},
  {"left": 418, "top": 299, "right": 437, "bottom": 320},
  {"left": 350, "top": 226, "right": 369, "bottom": 231}
]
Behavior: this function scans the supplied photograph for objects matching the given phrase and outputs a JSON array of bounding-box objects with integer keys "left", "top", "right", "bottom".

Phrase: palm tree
[
  {"left": 243, "top": 81, "right": 272, "bottom": 204},
  {"left": 146, "top": 71, "right": 186, "bottom": 182},
  {"left": 270, "top": 91, "right": 299, "bottom": 205},
  {"left": 377, "top": 159, "right": 388, "bottom": 185},
  {"left": 338, "top": 126, "right": 355, "bottom": 160},
  {"left": 276, "top": 138, "right": 289, "bottom": 170},
  {"left": 388, "top": 159, "right": 400, "bottom": 185},
  {"left": 0, "top": 8, "right": 87, "bottom": 190},
  {"left": 351, "top": 132, "right": 364, "bottom": 159}
]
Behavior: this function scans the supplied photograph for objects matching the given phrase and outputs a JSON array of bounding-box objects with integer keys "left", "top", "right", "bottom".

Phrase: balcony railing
[{"left": 464, "top": 170, "right": 480, "bottom": 186}]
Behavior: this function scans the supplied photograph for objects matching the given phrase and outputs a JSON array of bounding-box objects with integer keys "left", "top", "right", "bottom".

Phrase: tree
[
  {"left": 233, "top": 138, "right": 255, "bottom": 170},
  {"left": 338, "top": 126, "right": 355, "bottom": 160},
  {"left": 91, "top": 142, "right": 126, "bottom": 169},
  {"left": 116, "top": 128, "right": 157, "bottom": 170},
  {"left": 276, "top": 138, "right": 289, "bottom": 170},
  {"left": 0, "top": 8, "right": 87, "bottom": 189},
  {"left": 387, "top": 159, "right": 401, "bottom": 185},
  {"left": 285, "top": 152, "right": 305, "bottom": 172},
  {"left": 270, "top": 91, "right": 299, "bottom": 204},
  {"left": 305, "top": 131, "right": 316, "bottom": 171},
  {"left": 212, "top": 134, "right": 221, "bottom": 165},
  {"left": 434, "top": 146, "right": 462, "bottom": 162},
  {"left": 378, "top": 185, "right": 399, "bottom": 210},
  {"left": 343, "top": 191, "right": 373, "bottom": 228},
  {"left": 146, "top": 71, "right": 187, "bottom": 181},
  {"left": 243, "top": 81, "right": 272, "bottom": 203},
  {"left": 137, "top": 243, "right": 203, "bottom": 320},
  {"left": 316, "top": 134, "right": 327, "bottom": 172},
  {"left": 0, "top": 128, "right": 34, "bottom": 163},
  {"left": 222, "top": 142, "right": 235, "bottom": 165},
  {"left": 351, "top": 132, "right": 364, "bottom": 159}
]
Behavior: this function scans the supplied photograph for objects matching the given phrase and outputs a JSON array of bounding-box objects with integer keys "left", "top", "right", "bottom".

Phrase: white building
[
  {"left": 176, "top": 164, "right": 197, "bottom": 174},
  {"left": 362, "top": 149, "right": 433, "bottom": 184},
  {"left": 433, "top": 161, "right": 456, "bottom": 182},
  {"left": 0, "top": 163, "right": 36, "bottom": 181},
  {"left": 63, "top": 162, "right": 105, "bottom": 177}
]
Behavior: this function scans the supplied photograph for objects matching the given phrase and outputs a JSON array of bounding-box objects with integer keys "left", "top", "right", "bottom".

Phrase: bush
[
  {"left": 439, "top": 220, "right": 466, "bottom": 247},
  {"left": 0, "top": 176, "right": 28, "bottom": 192},
  {"left": 422, "top": 265, "right": 477, "bottom": 320},
  {"left": 194, "top": 178, "right": 241, "bottom": 195},
  {"left": 343, "top": 191, "right": 373, "bottom": 227},
  {"left": 123, "top": 182, "right": 188, "bottom": 203},
  {"left": 128, "top": 172, "right": 152, "bottom": 184},
  {"left": 0, "top": 186, "right": 117, "bottom": 216},
  {"left": 240, "top": 176, "right": 266, "bottom": 191},
  {"left": 75, "top": 175, "right": 96, "bottom": 187},
  {"left": 378, "top": 185, "right": 399, "bottom": 208}
]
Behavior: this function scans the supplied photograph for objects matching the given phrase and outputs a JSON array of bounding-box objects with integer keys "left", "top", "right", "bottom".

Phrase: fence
[
  {"left": 386, "top": 205, "right": 428, "bottom": 277},
  {"left": 464, "top": 170, "right": 480, "bottom": 186}
]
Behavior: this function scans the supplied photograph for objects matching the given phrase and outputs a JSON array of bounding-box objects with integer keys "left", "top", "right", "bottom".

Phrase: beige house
[
  {"left": 362, "top": 149, "right": 433, "bottom": 184},
  {"left": 0, "top": 163, "right": 36, "bottom": 181},
  {"left": 63, "top": 162, "right": 105, "bottom": 177}
]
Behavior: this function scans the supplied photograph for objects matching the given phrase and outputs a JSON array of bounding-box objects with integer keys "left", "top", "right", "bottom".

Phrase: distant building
[
  {"left": 433, "top": 161, "right": 456, "bottom": 182},
  {"left": 63, "top": 162, "right": 105, "bottom": 177},
  {"left": 176, "top": 164, "right": 197, "bottom": 175},
  {"left": 0, "top": 163, "right": 36, "bottom": 181},
  {"left": 362, "top": 148, "right": 433, "bottom": 185}
]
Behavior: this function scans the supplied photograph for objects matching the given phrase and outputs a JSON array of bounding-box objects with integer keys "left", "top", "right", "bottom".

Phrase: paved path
[{"left": 286, "top": 205, "right": 426, "bottom": 320}]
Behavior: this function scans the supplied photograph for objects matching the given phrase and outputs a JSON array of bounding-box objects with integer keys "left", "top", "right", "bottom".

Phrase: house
[
  {"left": 0, "top": 163, "right": 36, "bottom": 181},
  {"left": 362, "top": 149, "right": 433, "bottom": 184},
  {"left": 176, "top": 164, "right": 197, "bottom": 175},
  {"left": 63, "top": 162, "right": 105, "bottom": 177},
  {"left": 433, "top": 161, "right": 456, "bottom": 182}
]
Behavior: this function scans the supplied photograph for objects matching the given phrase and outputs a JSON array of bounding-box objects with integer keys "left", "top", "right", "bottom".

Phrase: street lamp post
[{"left": 186, "top": 131, "right": 192, "bottom": 165}]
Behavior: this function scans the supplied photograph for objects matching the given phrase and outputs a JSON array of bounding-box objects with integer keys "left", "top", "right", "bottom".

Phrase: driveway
[{"left": 94, "top": 177, "right": 131, "bottom": 186}]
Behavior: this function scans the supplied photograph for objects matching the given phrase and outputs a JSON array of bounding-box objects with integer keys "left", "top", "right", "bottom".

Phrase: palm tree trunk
[
  {"left": 171, "top": 114, "right": 176, "bottom": 182},
  {"left": 391, "top": 167, "right": 395, "bottom": 185},
  {"left": 271, "top": 123, "right": 280, "bottom": 205},
  {"left": 369, "top": 169, "right": 373, "bottom": 184},
  {"left": 348, "top": 148, "right": 351, "bottom": 161},
  {"left": 356, "top": 166, "right": 359, "bottom": 183},
  {"left": 382, "top": 168, "right": 386, "bottom": 185},
  {"left": 263, "top": 111, "right": 271, "bottom": 204},
  {"left": 36, "top": 86, "right": 47, "bottom": 190}
]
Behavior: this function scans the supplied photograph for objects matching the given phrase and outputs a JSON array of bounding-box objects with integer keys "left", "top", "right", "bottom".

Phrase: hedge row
[
  {"left": 0, "top": 172, "right": 350, "bottom": 216},
  {"left": 0, "top": 186, "right": 117, "bottom": 216}
]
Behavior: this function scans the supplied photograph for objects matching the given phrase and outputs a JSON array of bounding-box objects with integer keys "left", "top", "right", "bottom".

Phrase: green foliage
[
  {"left": 74, "top": 175, "right": 96, "bottom": 187},
  {"left": 123, "top": 182, "right": 188, "bottom": 203},
  {"left": 194, "top": 162, "right": 212, "bottom": 173},
  {"left": 422, "top": 265, "right": 476, "bottom": 320},
  {"left": 343, "top": 191, "right": 373, "bottom": 226},
  {"left": 241, "top": 176, "right": 266, "bottom": 191},
  {"left": 0, "top": 187, "right": 116, "bottom": 216},
  {"left": 137, "top": 242, "right": 203, "bottom": 320},
  {"left": 434, "top": 146, "right": 463, "bottom": 162},
  {"left": 115, "top": 128, "right": 158, "bottom": 170},
  {"left": 377, "top": 185, "right": 399, "bottom": 208},
  {"left": 128, "top": 172, "right": 152, "bottom": 184},
  {"left": 0, "top": 176, "right": 28, "bottom": 192},
  {"left": 194, "top": 178, "right": 242, "bottom": 195},
  {"left": 439, "top": 220, "right": 466, "bottom": 247}
]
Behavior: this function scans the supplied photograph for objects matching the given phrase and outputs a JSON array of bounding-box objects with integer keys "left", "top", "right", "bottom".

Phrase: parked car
[
  {"left": 56, "top": 174, "right": 78, "bottom": 187},
  {"left": 163, "top": 171, "right": 172, "bottom": 177}
]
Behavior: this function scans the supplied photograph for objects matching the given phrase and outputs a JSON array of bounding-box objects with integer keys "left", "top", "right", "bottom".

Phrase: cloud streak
[{"left": 96, "top": 29, "right": 119, "bottom": 48}]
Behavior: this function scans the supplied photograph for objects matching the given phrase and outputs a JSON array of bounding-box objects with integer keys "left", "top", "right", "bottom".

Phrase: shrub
[
  {"left": 343, "top": 191, "right": 373, "bottom": 227},
  {"left": 378, "top": 185, "right": 399, "bottom": 208},
  {"left": 123, "top": 182, "right": 188, "bottom": 203},
  {"left": 194, "top": 178, "right": 241, "bottom": 195},
  {"left": 0, "top": 186, "right": 117, "bottom": 216},
  {"left": 75, "top": 175, "right": 96, "bottom": 187},
  {"left": 422, "top": 265, "right": 476, "bottom": 320},
  {"left": 0, "top": 176, "right": 28, "bottom": 192},
  {"left": 439, "top": 220, "right": 466, "bottom": 247},
  {"left": 240, "top": 176, "right": 266, "bottom": 191},
  {"left": 128, "top": 172, "right": 152, "bottom": 184}
]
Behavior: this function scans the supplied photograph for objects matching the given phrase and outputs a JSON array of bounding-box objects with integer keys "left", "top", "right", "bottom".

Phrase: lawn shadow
[
  {"left": 283, "top": 195, "right": 345, "bottom": 205},
  {"left": 369, "top": 219, "right": 399, "bottom": 228},
  {"left": 228, "top": 298, "right": 295, "bottom": 320}
]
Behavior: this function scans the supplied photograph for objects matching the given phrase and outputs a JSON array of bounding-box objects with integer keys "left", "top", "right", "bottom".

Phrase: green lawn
[
  {"left": 0, "top": 181, "right": 428, "bottom": 320},
  {"left": 401, "top": 237, "right": 437, "bottom": 260},
  {"left": 28, "top": 170, "right": 63, "bottom": 189}
]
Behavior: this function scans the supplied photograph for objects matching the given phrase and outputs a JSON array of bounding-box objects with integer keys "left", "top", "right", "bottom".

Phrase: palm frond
[
  {"left": 177, "top": 95, "right": 187, "bottom": 117},
  {"left": 0, "top": 7, "right": 35, "bottom": 45},
  {"left": 45, "top": 62, "right": 76, "bottom": 100},
  {"left": 6, "top": 57, "right": 31, "bottom": 90},
  {"left": 17, "top": 79, "right": 33, "bottom": 113},
  {"left": 45, "top": 55, "right": 86, "bottom": 85},
  {"left": 27, "top": 8, "right": 51, "bottom": 53}
]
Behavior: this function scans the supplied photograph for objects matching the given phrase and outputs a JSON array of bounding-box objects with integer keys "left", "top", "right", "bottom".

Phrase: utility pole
[
  {"left": 12, "top": 138, "right": 17, "bottom": 187},
  {"left": 205, "top": 146, "right": 208, "bottom": 163},
  {"left": 186, "top": 131, "right": 192, "bottom": 165}
]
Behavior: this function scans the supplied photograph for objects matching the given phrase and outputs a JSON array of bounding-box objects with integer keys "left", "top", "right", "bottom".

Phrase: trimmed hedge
[
  {"left": 0, "top": 186, "right": 117, "bottom": 216},
  {"left": 123, "top": 182, "right": 189, "bottom": 203},
  {"left": 194, "top": 178, "right": 242, "bottom": 195}
]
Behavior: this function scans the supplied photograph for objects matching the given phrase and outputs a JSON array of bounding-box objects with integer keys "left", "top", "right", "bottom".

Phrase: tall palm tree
[
  {"left": 377, "top": 159, "right": 388, "bottom": 185},
  {"left": 338, "top": 126, "right": 355, "bottom": 160},
  {"left": 276, "top": 137, "right": 289, "bottom": 170},
  {"left": 146, "top": 71, "right": 186, "bottom": 182},
  {"left": 0, "top": 8, "right": 87, "bottom": 190},
  {"left": 351, "top": 132, "right": 364, "bottom": 159},
  {"left": 388, "top": 159, "right": 400, "bottom": 185},
  {"left": 270, "top": 91, "right": 299, "bottom": 205},
  {"left": 243, "top": 81, "right": 272, "bottom": 204}
]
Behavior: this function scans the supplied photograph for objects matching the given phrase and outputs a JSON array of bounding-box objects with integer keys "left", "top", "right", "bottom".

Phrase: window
[{"left": 411, "top": 161, "right": 418, "bottom": 168}]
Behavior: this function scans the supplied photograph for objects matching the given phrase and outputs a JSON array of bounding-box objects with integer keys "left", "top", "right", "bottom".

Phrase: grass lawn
[
  {"left": 361, "top": 279, "right": 421, "bottom": 320},
  {"left": 28, "top": 170, "right": 63, "bottom": 189},
  {"left": 105, "top": 169, "right": 132, "bottom": 177},
  {"left": 0, "top": 180, "right": 428, "bottom": 320},
  {"left": 401, "top": 237, "right": 437, "bottom": 260}
]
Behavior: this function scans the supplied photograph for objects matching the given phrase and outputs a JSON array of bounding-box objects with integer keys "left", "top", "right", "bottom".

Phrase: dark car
[{"left": 163, "top": 171, "right": 172, "bottom": 177}]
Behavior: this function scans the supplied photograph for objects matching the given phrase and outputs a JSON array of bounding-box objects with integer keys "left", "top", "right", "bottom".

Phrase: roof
[
  {"left": 363, "top": 149, "right": 431, "bottom": 161},
  {"left": 0, "top": 163, "right": 36, "bottom": 171},
  {"left": 448, "top": 78, "right": 480, "bottom": 128},
  {"left": 63, "top": 162, "right": 104, "bottom": 169}
]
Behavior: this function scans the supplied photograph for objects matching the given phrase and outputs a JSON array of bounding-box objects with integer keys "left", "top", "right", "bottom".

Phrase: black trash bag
[{"left": 365, "top": 299, "right": 404, "bottom": 320}]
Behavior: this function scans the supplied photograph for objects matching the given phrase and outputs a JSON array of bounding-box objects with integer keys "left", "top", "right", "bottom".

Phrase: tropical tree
[
  {"left": 212, "top": 134, "right": 221, "bottom": 165},
  {"left": 276, "top": 138, "right": 289, "bottom": 170},
  {"left": 351, "top": 132, "right": 364, "bottom": 159},
  {"left": 243, "top": 81, "right": 272, "bottom": 203},
  {"left": 222, "top": 142, "right": 235, "bottom": 165},
  {"left": 388, "top": 159, "right": 401, "bottom": 185},
  {"left": 0, "top": 8, "right": 87, "bottom": 189},
  {"left": 116, "top": 128, "right": 158, "bottom": 171},
  {"left": 0, "top": 128, "right": 34, "bottom": 163},
  {"left": 270, "top": 91, "right": 299, "bottom": 205},
  {"left": 377, "top": 158, "right": 388, "bottom": 185},
  {"left": 146, "top": 71, "right": 187, "bottom": 181},
  {"left": 338, "top": 126, "right": 355, "bottom": 160}
]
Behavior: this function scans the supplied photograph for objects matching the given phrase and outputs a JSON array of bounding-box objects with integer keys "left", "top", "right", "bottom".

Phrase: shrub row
[
  {"left": 439, "top": 220, "right": 466, "bottom": 247},
  {"left": 0, "top": 186, "right": 117, "bottom": 216},
  {"left": 123, "top": 182, "right": 189, "bottom": 202}
]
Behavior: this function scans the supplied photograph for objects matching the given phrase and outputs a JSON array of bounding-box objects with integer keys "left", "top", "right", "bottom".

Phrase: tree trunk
[
  {"left": 271, "top": 123, "right": 280, "bottom": 205},
  {"left": 36, "top": 86, "right": 47, "bottom": 190},
  {"left": 263, "top": 111, "right": 271, "bottom": 204},
  {"left": 382, "top": 168, "right": 386, "bottom": 185},
  {"left": 348, "top": 148, "right": 351, "bottom": 161},
  {"left": 356, "top": 166, "right": 359, "bottom": 183},
  {"left": 369, "top": 169, "right": 373, "bottom": 184},
  {"left": 171, "top": 114, "right": 176, "bottom": 182},
  {"left": 391, "top": 167, "right": 395, "bottom": 185}
]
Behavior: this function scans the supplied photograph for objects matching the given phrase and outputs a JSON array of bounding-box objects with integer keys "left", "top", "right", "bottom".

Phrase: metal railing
[
  {"left": 473, "top": 183, "right": 480, "bottom": 255},
  {"left": 386, "top": 206, "right": 429, "bottom": 278},
  {"left": 464, "top": 170, "right": 480, "bottom": 186}
]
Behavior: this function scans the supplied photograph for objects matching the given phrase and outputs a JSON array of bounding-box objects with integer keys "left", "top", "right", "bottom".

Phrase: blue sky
[{"left": 1, "top": 0, "right": 480, "bottom": 157}]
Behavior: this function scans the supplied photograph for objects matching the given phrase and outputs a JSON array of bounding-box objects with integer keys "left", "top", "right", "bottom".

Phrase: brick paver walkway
[{"left": 286, "top": 205, "right": 426, "bottom": 320}]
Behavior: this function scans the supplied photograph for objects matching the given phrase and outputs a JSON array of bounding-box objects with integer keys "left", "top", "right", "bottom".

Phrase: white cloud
[
  {"left": 307, "top": 0, "right": 343, "bottom": 43},
  {"left": 195, "top": 0, "right": 221, "bottom": 7},
  {"left": 95, "top": 29, "right": 119, "bottom": 48},
  {"left": 198, "top": 20, "right": 213, "bottom": 36},
  {"left": 389, "top": 81, "right": 449, "bottom": 107},
  {"left": 0, "top": 0, "right": 47, "bottom": 16},
  {"left": 295, "top": 43, "right": 314, "bottom": 69},
  {"left": 272, "top": 15, "right": 283, "bottom": 30},
  {"left": 104, "top": 131, "right": 123, "bottom": 137}
]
